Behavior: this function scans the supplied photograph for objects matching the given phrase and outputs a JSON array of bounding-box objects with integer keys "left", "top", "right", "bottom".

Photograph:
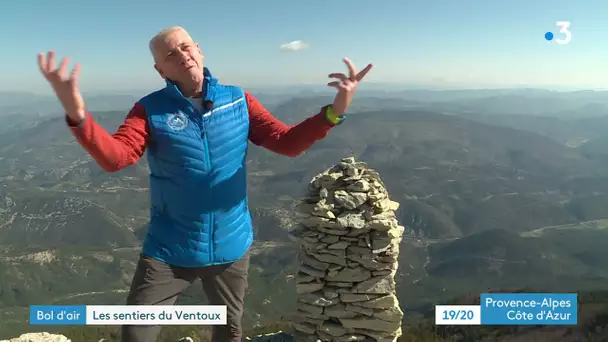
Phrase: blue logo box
[{"left": 30, "top": 305, "right": 87, "bottom": 325}]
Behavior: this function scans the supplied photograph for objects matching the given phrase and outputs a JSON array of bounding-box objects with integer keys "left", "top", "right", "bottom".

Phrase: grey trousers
[{"left": 120, "top": 251, "right": 250, "bottom": 342}]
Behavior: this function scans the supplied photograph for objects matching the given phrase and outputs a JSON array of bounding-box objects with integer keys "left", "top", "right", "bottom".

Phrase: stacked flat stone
[{"left": 291, "top": 157, "right": 404, "bottom": 342}]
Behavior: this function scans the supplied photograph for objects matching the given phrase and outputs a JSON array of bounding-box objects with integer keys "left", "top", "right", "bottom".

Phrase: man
[{"left": 37, "top": 26, "right": 372, "bottom": 342}]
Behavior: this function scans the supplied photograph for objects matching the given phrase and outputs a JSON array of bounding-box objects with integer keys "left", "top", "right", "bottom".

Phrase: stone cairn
[{"left": 290, "top": 157, "right": 404, "bottom": 342}]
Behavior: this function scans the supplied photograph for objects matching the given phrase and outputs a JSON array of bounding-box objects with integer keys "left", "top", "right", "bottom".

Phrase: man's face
[{"left": 153, "top": 29, "right": 204, "bottom": 85}]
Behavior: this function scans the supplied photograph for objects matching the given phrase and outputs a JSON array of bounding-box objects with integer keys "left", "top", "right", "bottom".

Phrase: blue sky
[{"left": 2, "top": 0, "right": 607, "bottom": 93}]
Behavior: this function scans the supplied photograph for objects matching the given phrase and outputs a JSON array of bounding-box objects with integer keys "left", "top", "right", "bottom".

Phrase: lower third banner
[
  {"left": 480, "top": 293, "right": 577, "bottom": 325},
  {"left": 436, "top": 293, "right": 577, "bottom": 325},
  {"left": 29, "top": 305, "right": 227, "bottom": 325}
]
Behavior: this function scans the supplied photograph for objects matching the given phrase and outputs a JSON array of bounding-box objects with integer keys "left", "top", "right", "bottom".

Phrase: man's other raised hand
[
  {"left": 328, "top": 57, "right": 373, "bottom": 116},
  {"left": 38, "top": 51, "right": 86, "bottom": 123}
]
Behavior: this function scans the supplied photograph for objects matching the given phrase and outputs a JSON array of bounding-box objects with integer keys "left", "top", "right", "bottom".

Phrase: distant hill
[
  {"left": 0, "top": 93, "right": 142, "bottom": 117},
  {"left": 0, "top": 188, "right": 140, "bottom": 247},
  {"left": 2, "top": 100, "right": 608, "bottom": 245},
  {"left": 397, "top": 223, "right": 608, "bottom": 310},
  {"left": 254, "top": 103, "right": 606, "bottom": 238},
  {"left": 0, "top": 244, "right": 136, "bottom": 308}
]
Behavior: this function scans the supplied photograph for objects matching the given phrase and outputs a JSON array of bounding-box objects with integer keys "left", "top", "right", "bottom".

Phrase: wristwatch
[{"left": 325, "top": 105, "right": 345, "bottom": 125}]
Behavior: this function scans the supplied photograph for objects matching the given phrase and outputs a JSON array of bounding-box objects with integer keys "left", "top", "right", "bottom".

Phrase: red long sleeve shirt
[{"left": 68, "top": 92, "right": 336, "bottom": 172}]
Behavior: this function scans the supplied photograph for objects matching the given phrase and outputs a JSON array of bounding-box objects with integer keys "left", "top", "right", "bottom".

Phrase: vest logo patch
[{"left": 167, "top": 111, "right": 189, "bottom": 131}]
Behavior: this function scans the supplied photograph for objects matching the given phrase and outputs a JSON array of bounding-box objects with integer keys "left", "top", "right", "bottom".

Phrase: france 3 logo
[{"left": 544, "top": 21, "right": 571, "bottom": 45}]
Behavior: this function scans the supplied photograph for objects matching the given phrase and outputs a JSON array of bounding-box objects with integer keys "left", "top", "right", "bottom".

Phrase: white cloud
[{"left": 279, "top": 40, "right": 310, "bottom": 52}]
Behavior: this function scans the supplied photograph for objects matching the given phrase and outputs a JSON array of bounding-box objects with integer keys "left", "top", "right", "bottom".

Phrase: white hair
[{"left": 149, "top": 26, "right": 193, "bottom": 59}]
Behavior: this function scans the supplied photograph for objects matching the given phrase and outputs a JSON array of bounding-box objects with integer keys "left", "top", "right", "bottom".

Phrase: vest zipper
[
  {"left": 199, "top": 102, "right": 215, "bottom": 265},
  {"left": 202, "top": 133, "right": 214, "bottom": 265}
]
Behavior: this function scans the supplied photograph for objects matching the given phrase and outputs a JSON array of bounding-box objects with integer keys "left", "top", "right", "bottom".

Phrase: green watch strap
[{"left": 325, "top": 105, "right": 345, "bottom": 125}]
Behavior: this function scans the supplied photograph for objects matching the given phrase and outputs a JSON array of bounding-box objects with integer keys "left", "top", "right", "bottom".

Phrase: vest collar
[{"left": 164, "top": 67, "right": 217, "bottom": 103}]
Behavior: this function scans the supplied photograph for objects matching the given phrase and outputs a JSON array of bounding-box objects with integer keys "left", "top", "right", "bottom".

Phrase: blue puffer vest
[{"left": 138, "top": 67, "right": 254, "bottom": 268}]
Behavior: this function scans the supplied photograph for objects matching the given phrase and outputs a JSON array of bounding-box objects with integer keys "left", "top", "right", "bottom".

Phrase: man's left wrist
[{"left": 325, "top": 105, "right": 345, "bottom": 125}]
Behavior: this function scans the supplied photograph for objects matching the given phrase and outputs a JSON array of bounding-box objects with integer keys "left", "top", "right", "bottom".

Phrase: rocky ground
[{"left": 0, "top": 332, "right": 295, "bottom": 342}]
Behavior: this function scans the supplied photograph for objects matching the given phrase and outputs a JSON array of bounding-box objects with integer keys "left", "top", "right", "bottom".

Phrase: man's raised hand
[
  {"left": 38, "top": 51, "right": 86, "bottom": 123},
  {"left": 328, "top": 57, "right": 373, "bottom": 115}
]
